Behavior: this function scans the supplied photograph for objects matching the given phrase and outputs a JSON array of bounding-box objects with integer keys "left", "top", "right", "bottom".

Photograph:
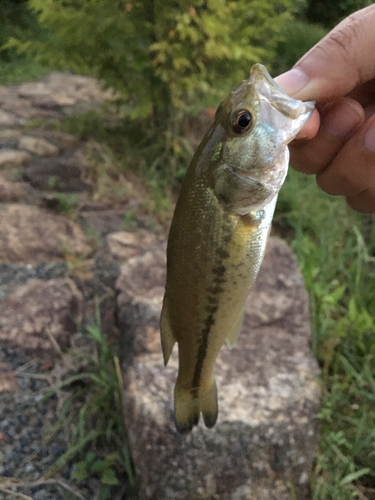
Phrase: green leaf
[
  {"left": 101, "top": 467, "right": 120, "bottom": 486},
  {"left": 92, "top": 459, "right": 109, "bottom": 473},
  {"left": 99, "top": 485, "right": 111, "bottom": 500},
  {"left": 72, "top": 461, "right": 88, "bottom": 481},
  {"left": 339, "top": 468, "right": 371, "bottom": 486}
]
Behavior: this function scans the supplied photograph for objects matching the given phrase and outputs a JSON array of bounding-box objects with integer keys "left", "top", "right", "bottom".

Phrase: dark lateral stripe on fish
[
  {"left": 191, "top": 240, "right": 232, "bottom": 390},
  {"left": 207, "top": 295, "right": 219, "bottom": 304},
  {"left": 192, "top": 314, "right": 215, "bottom": 388},
  {"left": 206, "top": 285, "right": 224, "bottom": 295},
  {"left": 212, "top": 265, "right": 226, "bottom": 276},
  {"left": 205, "top": 304, "right": 219, "bottom": 314},
  {"left": 216, "top": 248, "right": 230, "bottom": 259}
]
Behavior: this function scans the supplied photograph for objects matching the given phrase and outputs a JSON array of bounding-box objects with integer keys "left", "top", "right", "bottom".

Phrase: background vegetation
[{"left": 1, "top": 0, "right": 375, "bottom": 499}]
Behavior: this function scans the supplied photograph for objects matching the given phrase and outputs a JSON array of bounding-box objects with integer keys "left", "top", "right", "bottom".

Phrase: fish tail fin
[
  {"left": 200, "top": 378, "right": 218, "bottom": 429},
  {"left": 160, "top": 300, "right": 176, "bottom": 365},
  {"left": 174, "top": 378, "right": 218, "bottom": 433}
]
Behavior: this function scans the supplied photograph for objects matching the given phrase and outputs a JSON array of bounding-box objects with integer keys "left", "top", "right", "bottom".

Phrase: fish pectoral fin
[
  {"left": 160, "top": 300, "right": 176, "bottom": 365},
  {"left": 225, "top": 307, "right": 245, "bottom": 349}
]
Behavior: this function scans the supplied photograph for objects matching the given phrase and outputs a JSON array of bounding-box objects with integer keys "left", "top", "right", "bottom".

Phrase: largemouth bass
[{"left": 160, "top": 64, "right": 314, "bottom": 433}]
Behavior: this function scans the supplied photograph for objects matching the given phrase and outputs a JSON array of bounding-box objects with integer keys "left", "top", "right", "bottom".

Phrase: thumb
[{"left": 275, "top": 4, "right": 375, "bottom": 103}]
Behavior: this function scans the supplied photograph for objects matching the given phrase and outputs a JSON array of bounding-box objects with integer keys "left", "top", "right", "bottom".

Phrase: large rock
[
  {"left": 0, "top": 149, "right": 31, "bottom": 168},
  {"left": 0, "top": 175, "right": 26, "bottom": 202},
  {"left": 116, "top": 235, "right": 321, "bottom": 500},
  {"left": 0, "top": 204, "right": 91, "bottom": 264},
  {"left": 107, "top": 230, "right": 161, "bottom": 261},
  {"left": 0, "top": 278, "right": 82, "bottom": 355},
  {"left": 0, "top": 73, "right": 115, "bottom": 125},
  {"left": 18, "top": 136, "right": 59, "bottom": 157},
  {"left": 23, "top": 158, "right": 90, "bottom": 192}
]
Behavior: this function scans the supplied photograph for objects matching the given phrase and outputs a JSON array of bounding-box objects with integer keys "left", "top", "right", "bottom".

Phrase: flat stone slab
[
  {"left": 0, "top": 175, "right": 26, "bottom": 202},
  {"left": 0, "top": 149, "right": 31, "bottom": 168},
  {"left": 0, "top": 73, "right": 115, "bottom": 125},
  {"left": 18, "top": 136, "right": 59, "bottom": 157},
  {"left": 23, "top": 157, "right": 90, "bottom": 192},
  {"left": 0, "top": 204, "right": 91, "bottom": 264},
  {"left": 116, "top": 236, "right": 321, "bottom": 500},
  {"left": 107, "top": 230, "right": 162, "bottom": 261},
  {"left": 0, "top": 278, "right": 82, "bottom": 356}
]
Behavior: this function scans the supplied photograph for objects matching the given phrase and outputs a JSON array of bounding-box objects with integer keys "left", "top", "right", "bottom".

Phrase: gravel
[
  {"left": 0, "top": 345, "right": 100, "bottom": 500},
  {"left": 0, "top": 262, "right": 67, "bottom": 298}
]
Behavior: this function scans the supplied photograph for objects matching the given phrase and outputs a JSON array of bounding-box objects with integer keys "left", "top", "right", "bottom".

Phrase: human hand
[{"left": 275, "top": 4, "right": 375, "bottom": 213}]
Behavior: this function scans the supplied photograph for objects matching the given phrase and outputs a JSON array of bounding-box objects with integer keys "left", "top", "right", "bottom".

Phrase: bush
[
  {"left": 0, "top": 0, "right": 50, "bottom": 84},
  {"left": 9, "top": 0, "right": 305, "bottom": 120},
  {"left": 305, "top": 0, "right": 374, "bottom": 28},
  {"left": 272, "top": 19, "right": 327, "bottom": 76}
]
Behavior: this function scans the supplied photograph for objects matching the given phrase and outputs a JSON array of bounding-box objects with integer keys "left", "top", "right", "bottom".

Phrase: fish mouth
[
  {"left": 250, "top": 64, "right": 315, "bottom": 119},
  {"left": 249, "top": 64, "right": 315, "bottom": 143}
]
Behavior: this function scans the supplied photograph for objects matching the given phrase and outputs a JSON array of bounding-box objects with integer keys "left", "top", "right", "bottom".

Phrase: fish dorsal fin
[
  {"left": 160, "top": 300, "right": 176, "bottom": 365},
  {"left": 226, "top": 307, "right": 245, "bottom": 349}
]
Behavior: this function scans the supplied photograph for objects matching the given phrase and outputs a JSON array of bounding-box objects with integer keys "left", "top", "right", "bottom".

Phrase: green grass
[
  {"left": 43, "top": 318, "right": 138, "bottom": 500},
  {"left": 276, "top": 170, "right": 375, "bottom": 500}
]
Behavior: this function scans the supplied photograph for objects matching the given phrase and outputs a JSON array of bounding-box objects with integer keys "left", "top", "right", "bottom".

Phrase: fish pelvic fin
[
  {"left": 160, "top": 300, "right": 176, "bottom": 366},
  {"left": 174, "top": 378, "right": 218, "bottom": 433}
]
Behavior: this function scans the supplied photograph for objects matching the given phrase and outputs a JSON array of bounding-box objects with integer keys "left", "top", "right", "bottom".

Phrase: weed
[
  {"left": 122, "top": 209, "right": 137, "bottom": 229},
  {"left": 42, "top": 317, "right": 137, "bottom": 499},
  {"left": 277, "top": 169, "right": 375, "bottom": 499},
  {"left": 51, "top": 193, "right": 79, "bottom": 216}
]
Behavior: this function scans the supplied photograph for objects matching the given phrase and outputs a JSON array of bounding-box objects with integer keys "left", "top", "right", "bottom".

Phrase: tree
[
  {"left": 305, "top": 0, "right": 374, "bottom": 28},
  {"left": 10, "top": 0, "right": 303, "bottom": 120}
]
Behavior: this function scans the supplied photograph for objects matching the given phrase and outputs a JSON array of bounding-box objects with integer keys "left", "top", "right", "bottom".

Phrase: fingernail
[
  {"left": 274, "top": 68, "right": 309, "bottom": 95},
  {"left": 364, "top": 125, "right": 375, "bottom": 152},
  {"left": 322, "top": 101, "right": 363, "bottom": 138}
]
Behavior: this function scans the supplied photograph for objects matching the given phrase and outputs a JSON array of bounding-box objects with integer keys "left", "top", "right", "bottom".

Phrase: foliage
[
  {"left": 272, "top": 20, "right": 327, "bottom": 76},
  {"left": 0, "top": 0, "right": 50, "bottom": 84},
  {"left": 49, "top": 193, "right": 79, "bottom": 216},
  {"left": 276, "top": 170, "right": 375, "bottom": 499},
  {"left": 4, "top": 0, "right": 311, "bottom": 190},
  {"left": 9, "top": 0, "right": 303, "bottom": 119},
  {"left": 0, "top": 0, "right": 36, "bottom": 61},
  {"left": 0, "top": 57, "right": 49, "bottom": 85},
  {"left": 304, "top": 0, "right": 374, "bottom": 28},
  {"left": 43, "top": 320, "right": 137, "bottom": 499}
]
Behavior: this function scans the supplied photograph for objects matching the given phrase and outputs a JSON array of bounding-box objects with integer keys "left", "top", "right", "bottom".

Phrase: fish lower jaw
[{"left": 234, "top": 193, "right": 277, "bottom": 216}]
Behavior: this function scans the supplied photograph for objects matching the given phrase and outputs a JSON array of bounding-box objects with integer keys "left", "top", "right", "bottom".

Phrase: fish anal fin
[
  {"left": 225, "top": 307, "right": 245, "bottom": 349},
  {"left": 174, "top": 377, "right": 218, "bottom": 433},
  {"left": 160, "top": 300, "right": 176, "bottom": 366}
]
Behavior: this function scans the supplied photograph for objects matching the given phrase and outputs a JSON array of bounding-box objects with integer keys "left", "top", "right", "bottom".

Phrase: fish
[{"left": 160, "top": 64, "right": 315, "bottom": 433}]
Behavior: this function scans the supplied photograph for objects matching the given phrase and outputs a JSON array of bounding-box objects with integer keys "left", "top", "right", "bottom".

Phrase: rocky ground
[
  {"left": 0, "top": 73, "right": 141, "bottom": 500},
  {"left": 0, "top": 73, "right": 321, "bottom": 500}
]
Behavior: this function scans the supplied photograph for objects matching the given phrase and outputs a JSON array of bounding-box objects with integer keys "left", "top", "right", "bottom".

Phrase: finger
[
  {"left": 348, "top": 80, "right": 375, "bottom": 108},
  {"left": 294, "top": 108, "right": 320, "bottom": 140},
  {"left": 275, "top": 5, "right": 375, "bottom": 103},
  {"left": 316, "top": 114, "right": 375, "bottom": 196},
  {"left": 347, "top": 187, "right": 375, "bottom": 213},
  {"left": 364, "top": 103, "right": 375, "bottom": 121},
  {"left": 290, "top": 98, "right": 365, "bottom": 174}
]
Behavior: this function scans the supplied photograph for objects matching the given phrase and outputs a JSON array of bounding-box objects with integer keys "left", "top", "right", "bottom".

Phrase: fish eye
[{"left": 231, "top": 109, "right": 253, "bottom": 135}]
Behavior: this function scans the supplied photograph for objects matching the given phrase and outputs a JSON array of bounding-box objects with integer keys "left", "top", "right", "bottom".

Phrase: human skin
[{"left": 275, "top": 4, "right": 375, "bottom": 213}]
